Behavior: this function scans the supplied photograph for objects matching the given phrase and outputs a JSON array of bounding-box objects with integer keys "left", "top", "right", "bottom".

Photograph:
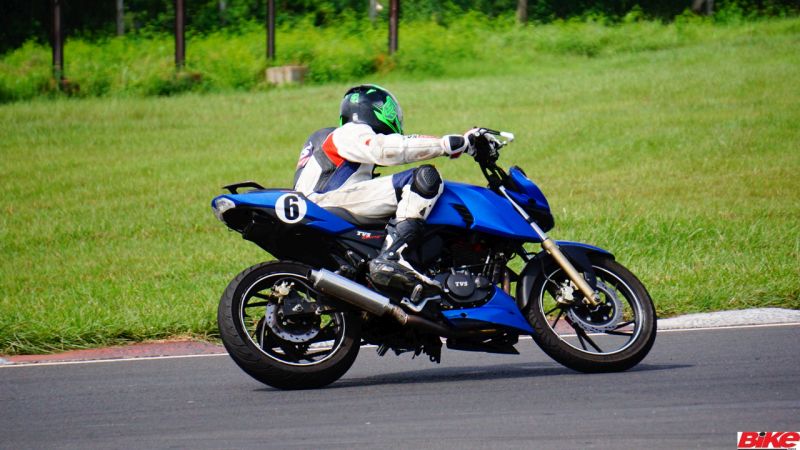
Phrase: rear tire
[
  {"left": 526, "top": 255, "right": 656, "bottom": 373},
  {"left": 218, "top": 261, "right": 361, "bottom": 389}
]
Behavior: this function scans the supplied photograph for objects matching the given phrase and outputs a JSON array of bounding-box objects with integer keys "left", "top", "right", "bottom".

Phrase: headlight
[{"left": 213, "top": 197, "right": 236, "bottom": 222}]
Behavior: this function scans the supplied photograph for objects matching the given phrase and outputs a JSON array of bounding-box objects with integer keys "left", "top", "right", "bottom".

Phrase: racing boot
[{"left": 368, "top": 219, "right": 435, "bottom": 293}]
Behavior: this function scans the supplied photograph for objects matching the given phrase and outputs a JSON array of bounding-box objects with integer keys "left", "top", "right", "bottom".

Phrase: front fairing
[{"left": 505, "top": 166, "right": 554, "bottom": 232}]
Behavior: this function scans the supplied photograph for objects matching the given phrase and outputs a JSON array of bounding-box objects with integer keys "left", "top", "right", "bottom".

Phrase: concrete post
[
  {"left": 116, "top": 0, "right": 125, "bottom": 35},
  {"left": 517, "top": 0, "right": 528, "bottom": 24}
]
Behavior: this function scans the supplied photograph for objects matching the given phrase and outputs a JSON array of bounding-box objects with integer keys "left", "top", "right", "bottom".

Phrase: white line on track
[
  {"left": 656, "top": 322, "right": 800, "bottom": 333},
  {"left": 1, "top": 322, "right": 798, "bottom": 369},
  {"left": 0, "top": 352, "right": 229, "bottom": 368}
]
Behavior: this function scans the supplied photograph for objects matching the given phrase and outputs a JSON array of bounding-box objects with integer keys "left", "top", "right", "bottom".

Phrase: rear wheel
[
  {"left": 218, "top": 261, "right": 361, "bottom": 389},
  {"left": 526, "top": 255, "right": 656, "bottom": 373}
]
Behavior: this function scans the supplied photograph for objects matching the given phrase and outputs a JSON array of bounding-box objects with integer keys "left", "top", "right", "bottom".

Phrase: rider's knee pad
[{"left": 411, "top": 164, "right": 442, "bottom": 199}]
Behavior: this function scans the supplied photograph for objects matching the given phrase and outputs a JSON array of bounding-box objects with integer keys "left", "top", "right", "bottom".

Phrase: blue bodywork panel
[
  {"left": 212, "top": 190, "right": 355, "bottom": 234},
  {"left": 555, "top": 240, "right": 614, "bottom": 257},
  {"left": 441, "top": 287, "right": 534, "bottom": 334},
  {"left": 427, "top": 182, "right": 540, "bottom": 241},
  {"left": 506, "top": 166, "right": 551, "bottom": 214}
]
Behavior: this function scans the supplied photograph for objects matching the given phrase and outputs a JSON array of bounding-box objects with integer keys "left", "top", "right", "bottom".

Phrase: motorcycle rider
[{"left": 293, "top": 84, "right": 476, "bottom": 292}]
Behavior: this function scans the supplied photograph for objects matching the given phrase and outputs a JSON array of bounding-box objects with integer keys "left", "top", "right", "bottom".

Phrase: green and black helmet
[{"left": 340, "top": 84, "right": 404, "bottom": 135}]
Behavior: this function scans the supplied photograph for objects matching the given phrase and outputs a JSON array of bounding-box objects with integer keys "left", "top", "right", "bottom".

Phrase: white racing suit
[{"left": 293, "top": 122, "right": 449, "bottom": 221}]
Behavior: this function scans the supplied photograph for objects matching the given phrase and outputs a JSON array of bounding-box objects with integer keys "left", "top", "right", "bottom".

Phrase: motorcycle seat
[{"left": 324, "top": 207, "right": 389, "bottom": 229}]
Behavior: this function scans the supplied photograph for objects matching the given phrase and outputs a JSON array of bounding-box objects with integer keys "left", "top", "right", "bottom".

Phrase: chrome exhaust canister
[
  {"left": 310, "top": 269, "right": 461, "bottom": 337},
  {"left": 309, "top": 269, "right": 395, "bottom": 317}
]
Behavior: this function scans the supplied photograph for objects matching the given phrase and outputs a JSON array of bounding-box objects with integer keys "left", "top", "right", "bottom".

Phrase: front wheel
[
  {"left": 218, "top": 261, "right": 361, "bottom": 389},
  {"left": 526, "top": 255, "right": 656, "bottom": 373}
]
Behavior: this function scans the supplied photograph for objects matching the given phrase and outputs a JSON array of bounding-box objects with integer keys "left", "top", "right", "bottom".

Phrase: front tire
[
  {"left": 218, "top": 261, "right": 361, "bottom": 389},
  {"left": 526, "top": 255, "right": 656, "bottom": 373}
]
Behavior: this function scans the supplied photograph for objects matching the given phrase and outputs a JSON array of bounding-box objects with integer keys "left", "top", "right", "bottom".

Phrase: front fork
[{"left": 499, "top": 187, "right": 601, "bottom": 307}]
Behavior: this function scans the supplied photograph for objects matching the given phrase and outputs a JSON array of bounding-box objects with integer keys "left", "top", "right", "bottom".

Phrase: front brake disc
[{"left": 566, "top": 280, "right": 623, "bottom": 333}]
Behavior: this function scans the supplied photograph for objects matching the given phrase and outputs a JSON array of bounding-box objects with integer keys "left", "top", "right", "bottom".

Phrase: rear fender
[{"left": 516, "top": 242, "right": 614, "bottom": 311}]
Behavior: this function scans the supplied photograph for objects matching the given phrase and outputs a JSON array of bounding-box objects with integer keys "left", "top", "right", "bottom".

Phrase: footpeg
[{"left": 410, "top": 284, "right": 423, "bottom": 303}]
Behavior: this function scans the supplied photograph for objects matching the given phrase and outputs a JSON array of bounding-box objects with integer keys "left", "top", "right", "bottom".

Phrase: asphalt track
[{"left": 1, "top": 324, "right": 798, "bottom": 449}]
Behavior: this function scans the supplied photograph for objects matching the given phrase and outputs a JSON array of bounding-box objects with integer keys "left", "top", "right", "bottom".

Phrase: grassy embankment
[
  {"left": 2, "top": 14, "right": 799, "bottom": 100},
  {"left": 1, "top": 19, "right": 798, "bottom": 354}
]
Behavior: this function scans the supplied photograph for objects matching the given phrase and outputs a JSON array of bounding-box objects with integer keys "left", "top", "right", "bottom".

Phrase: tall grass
[
  {"left": 2, "top": 15, "right": 799, "bottom": 102},
  {"left": 0, "top": 18, "right": 798, "bottom": 355}
]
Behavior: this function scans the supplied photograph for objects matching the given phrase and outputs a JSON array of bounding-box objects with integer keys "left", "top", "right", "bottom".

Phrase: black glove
[{"left": 442, "top": 128, "right": 480, "bottom": 159}]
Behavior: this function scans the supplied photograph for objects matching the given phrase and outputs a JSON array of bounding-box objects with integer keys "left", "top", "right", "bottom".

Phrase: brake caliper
[
  {"left": 264, "top": 281, "right": 321, "bottom": 343},
  {"left": 556, "top": 280, "right": 576, "bottom": 305}
]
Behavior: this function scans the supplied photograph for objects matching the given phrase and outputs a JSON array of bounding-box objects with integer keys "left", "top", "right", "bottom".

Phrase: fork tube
[
  {"left": 540, "top": 239, "right": 600, "bottom": 306},
  {"left": 499, "top": 187, "right": 600, "bottom": 306}
]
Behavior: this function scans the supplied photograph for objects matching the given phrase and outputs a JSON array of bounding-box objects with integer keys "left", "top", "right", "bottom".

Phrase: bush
[{"left": 0, "top": 41, "right": 55, "bottom": 102}]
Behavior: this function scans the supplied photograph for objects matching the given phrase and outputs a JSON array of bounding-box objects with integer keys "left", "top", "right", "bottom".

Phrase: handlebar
[
  {"left": 468, "top": 127, "right": 514, "bottom": 191},
  {"left": 467, "top": 128, "right": 513, "bottom": 149}
]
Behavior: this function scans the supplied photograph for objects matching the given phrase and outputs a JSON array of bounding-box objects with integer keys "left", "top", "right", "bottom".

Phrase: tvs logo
[
  {"left": 356, "top": 230, "right": 382, "bottom": 240},
  {"left": 738, "top": 432, "right": 800, "bottom": 449}
]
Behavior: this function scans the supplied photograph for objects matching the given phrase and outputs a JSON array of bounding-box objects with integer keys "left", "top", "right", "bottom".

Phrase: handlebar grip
[
  {"left": 500, "top": 132, "right": 515, "bottom": 142},
  {"left": 471, "top": 127, "right": 514, "bottom": 142}
]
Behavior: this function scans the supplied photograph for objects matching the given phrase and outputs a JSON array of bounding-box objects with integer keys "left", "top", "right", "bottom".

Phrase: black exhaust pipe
[{"left": 309, "top": 269, "right": 456, "bottom": 337}]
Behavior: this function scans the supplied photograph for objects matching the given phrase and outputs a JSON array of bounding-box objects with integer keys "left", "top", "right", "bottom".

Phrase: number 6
[{"left": 276, "top": 193, "right": 307, "bottom": 224}]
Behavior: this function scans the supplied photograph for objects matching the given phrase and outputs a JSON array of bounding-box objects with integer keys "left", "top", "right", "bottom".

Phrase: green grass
[{"left": 1, "top": 19, "right": 799, "bottom": 355}]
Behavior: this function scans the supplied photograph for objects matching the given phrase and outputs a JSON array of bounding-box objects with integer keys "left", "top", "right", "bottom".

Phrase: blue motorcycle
[{"left": 212, "top": 129, "right": 656, "bottom": 389}]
